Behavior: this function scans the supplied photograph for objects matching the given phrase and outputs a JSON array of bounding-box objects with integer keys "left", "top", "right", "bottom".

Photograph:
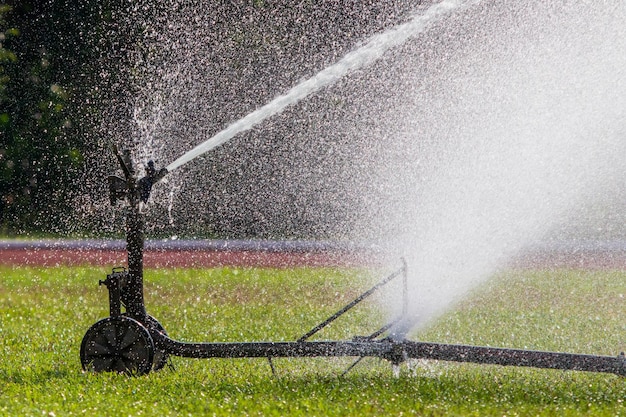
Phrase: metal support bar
[
  {"left": 364, "top": 318, "right": 399, "bottom": 340},
  {"left": 298, "top": 263, "right": 407, "bottom": 342},
  {"left": 341, "top": 357, "right": 365, "bottom": 377},
  {"left": 267, "top": 357, "right": 277, "bottom": 377}
]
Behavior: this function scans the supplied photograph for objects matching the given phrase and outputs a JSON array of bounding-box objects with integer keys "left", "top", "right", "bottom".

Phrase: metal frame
[{"left": 80, "top": 149, "right": 626, "bottom": 377}]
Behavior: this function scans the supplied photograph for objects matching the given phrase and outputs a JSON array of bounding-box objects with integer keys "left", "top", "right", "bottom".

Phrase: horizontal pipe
[
  {"left": 401, "top": 341, "right": 626, "bottom": 376},
  {"left": 153, "top": 333, "right": 626, "bottom": 376},
  {"left": 155, "top": 334, "right": 393, "bottom": 359},
  {"left": 152, "top": 333, "right": 625, "bottom": 376}
]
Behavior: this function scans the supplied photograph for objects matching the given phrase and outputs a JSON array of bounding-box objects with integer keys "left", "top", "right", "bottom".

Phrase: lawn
[{"left": 0, "top": 265, "right": 624, "bottom": 416}]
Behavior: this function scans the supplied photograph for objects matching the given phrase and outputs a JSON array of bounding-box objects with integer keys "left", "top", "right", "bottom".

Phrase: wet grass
[{"left": 0, "top": 266, "right": 624, "bottom": 416}]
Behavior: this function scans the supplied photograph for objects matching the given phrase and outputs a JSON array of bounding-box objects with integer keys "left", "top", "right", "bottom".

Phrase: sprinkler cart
[{"left": 80, "top": 148, "right": 626, "bottom": 377}]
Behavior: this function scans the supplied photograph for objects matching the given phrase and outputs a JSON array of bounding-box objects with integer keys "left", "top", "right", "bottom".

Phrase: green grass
[{"left": 0, "top": 266, "right": 625, "bottom": 416}]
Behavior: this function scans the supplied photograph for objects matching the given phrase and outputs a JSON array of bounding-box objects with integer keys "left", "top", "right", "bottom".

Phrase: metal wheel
[{"left": 80, "top": 316, "right": 154, "bottom": 375}]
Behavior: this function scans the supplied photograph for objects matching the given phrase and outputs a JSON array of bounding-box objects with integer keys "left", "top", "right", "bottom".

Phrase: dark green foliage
[{"left": 0, "top": 1, "right": 133, "bottom": 235}]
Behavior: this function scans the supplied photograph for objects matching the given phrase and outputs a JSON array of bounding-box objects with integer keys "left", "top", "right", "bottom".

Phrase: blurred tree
[
  {"left": 0, "top": 1, "right": 133, "bottom": 235},
  {"left": 0, "top": 5, "right": 17, "bottom": 105}
]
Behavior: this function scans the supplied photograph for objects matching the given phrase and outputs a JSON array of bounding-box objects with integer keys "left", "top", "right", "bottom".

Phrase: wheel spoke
[
  {"left": 112, "top": 357, "right": 129, "bottom": 373},
  {"left": 89, "top": 356, "right": 115, "bottom": 372},
  {"left": 119, "top": 327, "right": 141, "bottom": 351},
  {"left": 122, "top": 346, "right": 147, "bottom": 362},
  {"left": 103, "top": 323, "right": 119, "bottom": 350},
  {"left": 86, "top": 341, "right": 114, "bottom": 356}
]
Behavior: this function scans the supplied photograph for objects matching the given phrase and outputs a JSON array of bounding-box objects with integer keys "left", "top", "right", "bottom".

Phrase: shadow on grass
[{"left": 0, "top": 368, "right": 74, "bottom": 385}]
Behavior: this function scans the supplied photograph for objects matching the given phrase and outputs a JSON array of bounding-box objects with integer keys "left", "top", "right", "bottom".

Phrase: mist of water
[
  {"left": 123, "top": 1, "right": 626, "bottom": 335},
  {"left": 371, "top": 1, "right": 626, "bottom": 334}
]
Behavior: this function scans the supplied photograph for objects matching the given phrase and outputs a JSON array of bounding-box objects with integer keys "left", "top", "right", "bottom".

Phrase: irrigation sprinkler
[{"left": 80, "top": 148, "right": 626, "bottom": 377}]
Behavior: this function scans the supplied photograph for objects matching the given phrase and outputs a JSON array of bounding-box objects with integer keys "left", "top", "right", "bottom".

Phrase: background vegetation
[{"left": 0, "top": 1, "right": 134, "bottom": 235}]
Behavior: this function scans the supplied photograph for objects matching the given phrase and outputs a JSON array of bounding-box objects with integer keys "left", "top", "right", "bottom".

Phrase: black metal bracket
[{"left": 99, "top": 267, "right": 129, "bottom": 317}]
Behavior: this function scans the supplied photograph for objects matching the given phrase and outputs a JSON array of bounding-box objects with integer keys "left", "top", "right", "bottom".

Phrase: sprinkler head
[
  {"left": 108, "top": 151, "right": 168, "bottom": 205},
  {"left": 137, "top": 161, "right": 168, "bottom": 203},
  {"left": 108, "top": 146, "right": 168, "bottom": 205}
]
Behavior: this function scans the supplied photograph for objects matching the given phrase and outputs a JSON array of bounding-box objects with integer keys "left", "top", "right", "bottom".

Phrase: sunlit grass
[
  {"left": 418, "top": 269, "right": 626, "bottom": 355},
  {"left": 0, "top": 265, "right": 624, "bottom": 416}
]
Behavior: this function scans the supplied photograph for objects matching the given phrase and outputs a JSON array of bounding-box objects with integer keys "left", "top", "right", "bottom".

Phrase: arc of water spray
[{"left": 165, "top": 0, "right": 479, "bottom": 172}]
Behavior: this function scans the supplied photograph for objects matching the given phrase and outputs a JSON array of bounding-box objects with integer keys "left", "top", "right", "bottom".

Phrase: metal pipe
[
  {"left": 151, "top": 331, "right": 625, "bottom": 376},
  {"left": 298, "top": 265, "right": 406, "bottom": 341},
  {"left": 154, "top": 333, "right": 394, "bottom": 359},
  {"left": 125, "top": 195, "right": 147, "bottom": 320},
  {"left": 401, "top": 341, "right": 626, "bottom": 376}
]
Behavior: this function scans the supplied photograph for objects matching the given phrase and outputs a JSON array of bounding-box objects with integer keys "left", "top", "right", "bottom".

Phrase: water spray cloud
[
  {"left": 128, "top": 0, "right": 626, "bottom": 337},
  {"left": 374, "top": 1, "right": 626, "bottom": 334}
]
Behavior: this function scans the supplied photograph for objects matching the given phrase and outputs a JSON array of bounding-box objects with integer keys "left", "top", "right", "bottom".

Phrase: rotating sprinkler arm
[
  {"left": 114, "top": 145, "right": 134, "bottom": 179},
  {"left": 137, "top": 161, "right": 168, "bottom": 204},
  {"left": 107, "top": 146, "right": 168, "bottom": 205}
]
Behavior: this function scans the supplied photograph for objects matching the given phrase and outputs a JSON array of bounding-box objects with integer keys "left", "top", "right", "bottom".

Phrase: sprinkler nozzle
[
  {"left": 137, "top": 161, "right": 168, "bottom": 203},
  {"left": 108, "top": 147, "right": 168, "bottom": 205}
]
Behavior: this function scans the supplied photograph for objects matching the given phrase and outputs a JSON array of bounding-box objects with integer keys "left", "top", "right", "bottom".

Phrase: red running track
[
  {"left": 0, "top": 248, "right": 376, "bottom": 268},
  {"left": 2, "top": 239, "right": 626, "bottom": 269},
  {"left": 0, "top": 239, "right": 381, "bottom": 268}
]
